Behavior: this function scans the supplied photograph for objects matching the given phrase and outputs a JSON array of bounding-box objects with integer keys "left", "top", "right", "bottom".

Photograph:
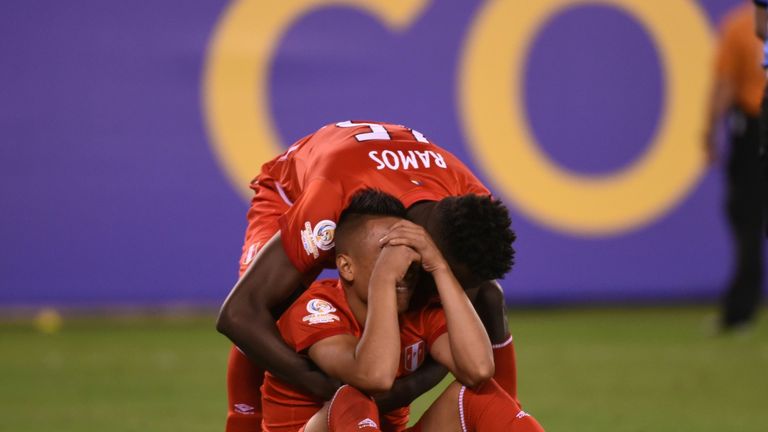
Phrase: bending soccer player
[
  {"left": 261, "top": 190, "right": 543, "bottom": 431},
  {"left": 218, "top": 121, "right": 519, "bottom": 430}
]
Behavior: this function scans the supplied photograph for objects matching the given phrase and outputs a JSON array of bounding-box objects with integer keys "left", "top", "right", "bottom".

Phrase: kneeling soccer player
[{"left": 260, "top": 191, "right": 544, "bottom": 431}]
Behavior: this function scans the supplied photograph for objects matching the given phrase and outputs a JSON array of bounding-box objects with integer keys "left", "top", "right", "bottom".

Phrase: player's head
[
  {"left": 335, "top": 189, "right": 418, "bottom": 313},
  {"left": 431, "top": 194, "right": 516, "bottom": 288}
]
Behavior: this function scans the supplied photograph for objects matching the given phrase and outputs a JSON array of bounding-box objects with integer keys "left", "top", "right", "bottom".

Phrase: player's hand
[
  {"left": 379, "top": 220, "right": 448, "bottom": 274},
  {"left": 301, "top": 370, "right": 342, "bottom": 400},
  {"left": 373, "top": 244, "right": 422, "bottom": 284}
]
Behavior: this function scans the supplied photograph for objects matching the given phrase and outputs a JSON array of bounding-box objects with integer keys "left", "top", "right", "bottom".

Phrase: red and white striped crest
[{"left": 404, "top": 340, "right": 425, "bottom": 372}]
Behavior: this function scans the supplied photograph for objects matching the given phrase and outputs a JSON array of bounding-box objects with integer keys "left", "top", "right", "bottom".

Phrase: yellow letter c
[{"left": 203, "top": 0, "right": 429, "bottom": 198}]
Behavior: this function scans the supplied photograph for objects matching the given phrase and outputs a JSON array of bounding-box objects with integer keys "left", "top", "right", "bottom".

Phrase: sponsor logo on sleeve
[
  {"left": 300, "top": 220, "right": 336, "bottom": 258},
  {"left": 302, "top": 298, "right": 341, "bottom": 325}
]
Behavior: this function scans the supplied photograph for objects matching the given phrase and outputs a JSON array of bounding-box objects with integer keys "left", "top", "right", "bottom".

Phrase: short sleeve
[
  {"left": 421, "top": 305, "right": 448, "bottom": 350},
  {"left": 462, "top": 173, "right": 491, "bottom": 197},
  {"left": 278, "top": 178, "right": 344, "bottom": 273},
  {"left": 279, "top": 292, "right": 356, "bottom": 353},
  {"left": 447, "top": 152, "right": 490, "bottom": 197}
]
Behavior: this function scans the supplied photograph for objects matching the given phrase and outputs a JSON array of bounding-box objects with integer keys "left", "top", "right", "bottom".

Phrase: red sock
[
  {"left": 328, "top": 385, "right": 382, "bottom": 432},
  {"left": 492, "top": 335, "right": 519, "bottom": 403},
  {"left": 226, "top": 345, "right": 264, "bottom": 432},
  {"left": 460, "top": 379, "right": 544, "bottom": 432}
]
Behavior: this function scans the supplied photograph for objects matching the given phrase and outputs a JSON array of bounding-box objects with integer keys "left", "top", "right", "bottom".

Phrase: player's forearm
[
  {"left": 217, "top": 233, "right": 339, "bottom": 399},
  {"left": 218, "top": 299, "right": 339, "bottom": 399},
  {"left": 433, "top": 268, "right": 494, "bottom": 387},
  {"left": 374, "top": 357, "right": 448, "bottom": 412},
  {"left": 471, "top": 280, "right": 510, "bottom": 344},
  {"left": 219, "top": 306, "right": 295, "bottom": 374},
  {"left": 352, "top": 272, "right": 401, "bottom": 393}
]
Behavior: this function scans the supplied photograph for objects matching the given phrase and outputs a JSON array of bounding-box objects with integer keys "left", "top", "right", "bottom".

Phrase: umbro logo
[
  {"left": 357, "top": 417, "right": 378, "bottom": 428},
  {"left": 234, "top": 403, "right": 255, "bottom": 414}
]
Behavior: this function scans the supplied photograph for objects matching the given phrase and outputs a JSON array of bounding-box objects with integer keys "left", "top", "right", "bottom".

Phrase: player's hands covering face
[
  {"left": 373, "top": 244, "right": 422, "bottom": 285},
  {"left": 372, "top": 246, "right": 421, "bottom": 292},
  {"left": 379, "top": 220, "right": 448, "bottom": 274}
]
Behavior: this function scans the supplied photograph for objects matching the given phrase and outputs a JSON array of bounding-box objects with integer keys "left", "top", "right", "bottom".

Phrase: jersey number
[{"left": 336, "top": 121, "right": 429, "bottom": 143}]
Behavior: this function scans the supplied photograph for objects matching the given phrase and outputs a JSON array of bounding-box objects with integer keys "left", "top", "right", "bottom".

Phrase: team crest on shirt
[
  {"left": 403, "top": 340, "right": 425, "bottom": 372},
  {"left": 300, "top": 220, "right": 336, "bottom": 258},
  {"left": 302, "top": 299, "right": 340, "bottom": 325}
]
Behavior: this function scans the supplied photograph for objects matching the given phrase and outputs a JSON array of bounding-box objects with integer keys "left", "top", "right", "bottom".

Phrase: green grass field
[{"left": 1, "top": 306, "right": 766, "bottom": 432}]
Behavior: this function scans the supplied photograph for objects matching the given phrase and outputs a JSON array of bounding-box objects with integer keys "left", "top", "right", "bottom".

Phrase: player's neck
[
  {"left": 406, "top": 201, "right": 438, "bottom": 229},
  {"left": 342, "top": 284, "right": 368, "bottom": 326},
  {"left": 407, "top": 200, "right": 447, "bottom": 254}
]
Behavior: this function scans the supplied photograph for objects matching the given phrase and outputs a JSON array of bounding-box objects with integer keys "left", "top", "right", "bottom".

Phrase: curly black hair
[{"left": 435, "top": 195, "right": 516, "bottom": 280}]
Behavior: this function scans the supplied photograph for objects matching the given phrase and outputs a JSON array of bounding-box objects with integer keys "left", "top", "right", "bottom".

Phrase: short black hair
[
  {"left": 436, "top": 195, "right": 515, "bottom": 280},
  {"left": 339, "top": 188, "right": 407, "bottom": 224},
  {"left": 335, "top": 189, "right": 406, "bottom": 253}
]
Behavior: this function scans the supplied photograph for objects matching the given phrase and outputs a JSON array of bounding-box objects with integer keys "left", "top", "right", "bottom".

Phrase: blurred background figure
[
  {"left": 754, "top": 0, "right": 768, "bottom": 236},
  {"left": 704, "top": 1, "right": 766, "bottom": 331}
]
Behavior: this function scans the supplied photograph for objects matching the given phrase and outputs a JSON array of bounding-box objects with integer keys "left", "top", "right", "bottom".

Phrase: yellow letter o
[{"left": 460, "top": 0, "right": 713, "bottom": 235}]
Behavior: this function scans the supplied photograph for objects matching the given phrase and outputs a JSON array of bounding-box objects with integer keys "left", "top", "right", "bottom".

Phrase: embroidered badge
[
  {"left": 404, "top": 340, "right": 426, "bottom": 372},
  {"left": 312, "top": 219, "right": 336, "bottom": 251},
  {"left": 302, "top": 299, "right": 340, "bottom": 325},
  {"left": 300, "top": 219, "right": 336, "bottom": 258},
  {"left": 301, "top": 221, "right": 318, "bottom": 258}
]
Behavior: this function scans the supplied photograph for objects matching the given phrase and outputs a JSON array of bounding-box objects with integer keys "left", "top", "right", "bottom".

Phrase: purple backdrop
[{"left": 1, "top": 0, "right": 763, "bottom": 307}]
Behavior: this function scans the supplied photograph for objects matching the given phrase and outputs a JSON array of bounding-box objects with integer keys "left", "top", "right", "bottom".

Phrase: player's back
[{"left": 258, "top": 120, "right": 489, "bottom": 206}]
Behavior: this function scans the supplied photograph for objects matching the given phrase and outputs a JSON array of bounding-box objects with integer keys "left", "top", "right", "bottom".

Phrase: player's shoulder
[
  {"left": 289, "top": 279, "right": 348, "bottom": 319},
  {"left": 300, "top": 279, "right": 345, "bottom": 302}
]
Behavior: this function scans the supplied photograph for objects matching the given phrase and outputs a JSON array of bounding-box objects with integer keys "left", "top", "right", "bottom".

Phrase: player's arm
[
  {"left": 428, "top": 267, "right": 495, "bottom": 388},
  {"left": 373, "top": 357, "right": 448, "bottom": 412},
  {"left": 381, "top": 221, "right": 494, "bottom": 388},
  {"left": 216, "top": 232, "right": 339, "bottom": 400},
  {"left": 471, "top": 280, "right": 511, "bottom": 344},
  {"left": 755, "top": 1, "right": 767, "bottom": 40},
  {"left": 307, "top": 245, "right": 419, "bottom": 394}
]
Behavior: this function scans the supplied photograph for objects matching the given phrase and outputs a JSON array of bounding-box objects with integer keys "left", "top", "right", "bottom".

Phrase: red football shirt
[
  {"left": 251, "top": 120, "right": 490, "bottom": 273},
  {"left": 260, "top": 279, "right": 448, "bottom": 432}
]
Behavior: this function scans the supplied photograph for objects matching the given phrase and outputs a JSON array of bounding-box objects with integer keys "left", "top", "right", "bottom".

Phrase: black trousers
[
  {"left": 761, "top": 85, "right": 768, "bottom": 234},
  {"left": 721, "top": 109, "right": 765, "bottom": 326}
]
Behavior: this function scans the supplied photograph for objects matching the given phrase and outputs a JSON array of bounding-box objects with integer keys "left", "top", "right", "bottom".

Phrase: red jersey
[
  {"left": 252, "top": 120, "right": 490, "bottom": 273},
  {"left": 261, "top": 279, "right": 448, "bottom": 432}
]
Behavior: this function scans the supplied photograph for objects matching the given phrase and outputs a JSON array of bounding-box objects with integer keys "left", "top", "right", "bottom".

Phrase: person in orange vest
[{"left": 704, "top": 1, "right": 766, "bottom": 331}]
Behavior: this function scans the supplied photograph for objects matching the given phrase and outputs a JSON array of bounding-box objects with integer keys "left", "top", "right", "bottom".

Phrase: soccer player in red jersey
[
  {"left": 261, "top": 190, "right": 543, "bottom": 432},
  {"left": 218, "top": 121, "right": 520, "bottom": 431}
]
